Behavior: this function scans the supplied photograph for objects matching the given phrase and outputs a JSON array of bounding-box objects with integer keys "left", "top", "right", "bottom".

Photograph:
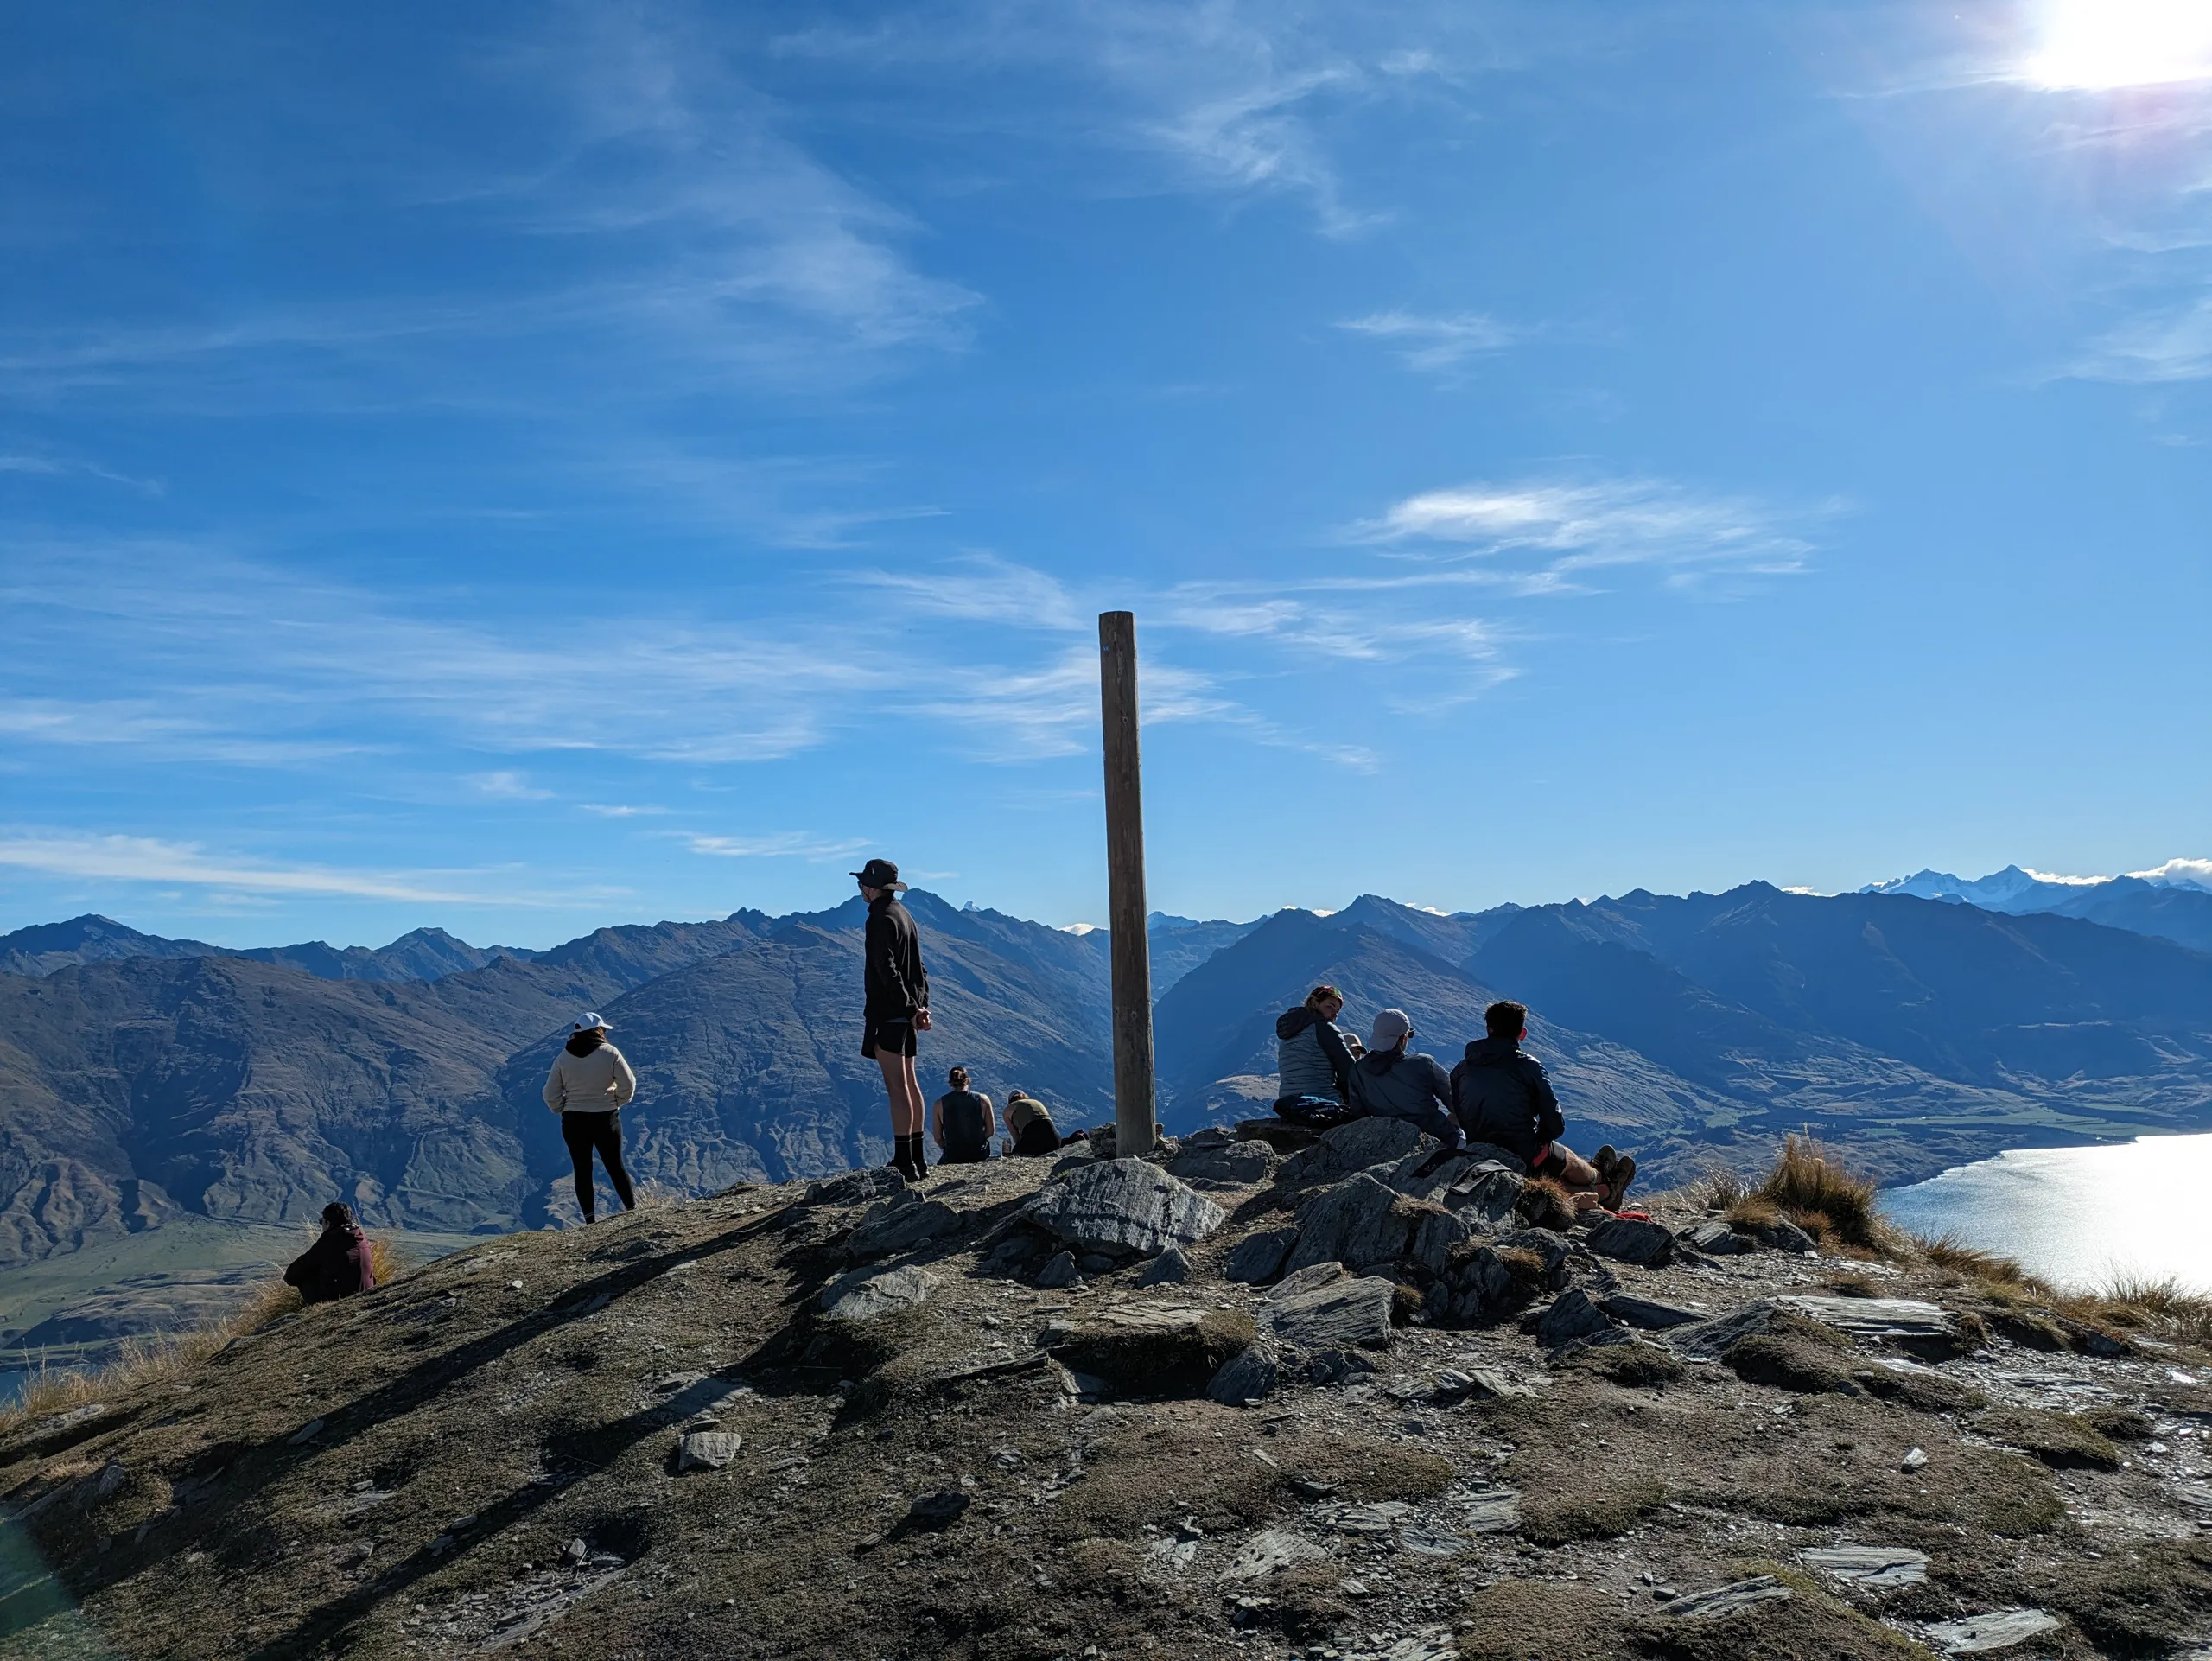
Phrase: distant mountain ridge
[
  {"left": 4, "top": 869, "right": 2210, "bottom": 1280},
  {"left": 1863, "top": 862, "right": 2212, "bottom": 953}
]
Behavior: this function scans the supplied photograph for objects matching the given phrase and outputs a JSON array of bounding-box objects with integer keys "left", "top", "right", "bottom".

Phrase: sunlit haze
[{"left": 2024, "top": 0, "right": 2212, "bottom": 89}]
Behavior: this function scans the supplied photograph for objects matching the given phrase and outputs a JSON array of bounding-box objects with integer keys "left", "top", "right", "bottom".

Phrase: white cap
[
  {"left": 575, "top": 1012, "right": 610, "bottom": 1032},
  {"left": 1370, "top": 1008, "right": 1414, "bottom": 1047}
]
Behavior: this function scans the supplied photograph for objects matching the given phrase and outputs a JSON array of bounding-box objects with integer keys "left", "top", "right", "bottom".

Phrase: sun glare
[{"left": 2024, "top": 0, "right": 2212, "bottom": 90}]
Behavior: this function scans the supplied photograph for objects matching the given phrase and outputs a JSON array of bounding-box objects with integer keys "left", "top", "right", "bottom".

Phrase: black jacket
[
  {"left": 1449, "top": 1035, "right": 1565, "bottom": 1162},
  {"left": 863, "top": 894, "right": 930, "bottom": 1020},
  {"left": 283, "top": 1224, "right": 376, "bottom": 1305}
]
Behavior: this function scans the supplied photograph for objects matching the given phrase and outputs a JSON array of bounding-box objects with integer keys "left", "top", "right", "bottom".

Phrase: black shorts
[
  {"left": 1529, "top": 1142, "right": 1570, "bottom": 1180},
  {"left": 861, "top": 1016, "right": 915, "bottom": 1060}
]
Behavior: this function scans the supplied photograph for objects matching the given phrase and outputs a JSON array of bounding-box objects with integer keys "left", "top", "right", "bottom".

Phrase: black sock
[{"left": 910, "top": 1133, "right": 928, "bottom": 1174}]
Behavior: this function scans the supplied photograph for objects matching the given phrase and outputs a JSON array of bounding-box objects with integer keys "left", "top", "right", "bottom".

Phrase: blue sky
[{"left": 3, "top": 1, "right": 2209, "bottom": 947}]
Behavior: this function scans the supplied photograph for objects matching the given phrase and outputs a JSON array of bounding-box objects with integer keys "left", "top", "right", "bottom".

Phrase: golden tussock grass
[
  {"left": 1913, "top": 1233, "right": 2212, "bottom": 1349},
  {"left": 0, "top": 1236, "right": 409, "bottom": 1437},
  {"left": 1748, "top": 1134, "right": 1881, "bottom": 1248}
]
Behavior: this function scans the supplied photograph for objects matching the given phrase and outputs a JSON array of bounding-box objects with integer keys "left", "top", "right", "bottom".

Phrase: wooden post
[{"left": 1098, "top": 610, "right": 1156, "bottom": 1156}]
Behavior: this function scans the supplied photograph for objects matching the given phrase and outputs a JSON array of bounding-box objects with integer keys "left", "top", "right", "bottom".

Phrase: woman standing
[
  {"left": 542, "top": 1012, "right": 639, "bottom": 1223},
  {"left": 853, "top": 858, "right": 931, "bottom": 1179}
]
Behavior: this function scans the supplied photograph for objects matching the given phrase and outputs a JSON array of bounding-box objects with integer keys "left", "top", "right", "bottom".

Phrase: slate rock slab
[
  {"left": 1226, "top": 1226, "right": 1300, "bottom": 1285},
  {"left": 1533, "top": 1288, "right": 1618, "bottom": 1351},
  {"left": 906, "top": 1491, "right": 970, "bottom": 1531},
  {"left": 1664, "top": 1576, "right": 1792, "bottom": 1620},
  {"left": 1022, "top": 1158, "right": 1225, "bottom": 1257},
  {"left": 1262, "top": 1271, "right": 1398, "bottom": 1352},
  {"left": 1286, "top": 1173, "right": 1471, "bottom": 1276},
  {"left": 1135, "top": 1246, "right": 1192, "bottom": 1287},
  {"left": 1774, "top": 1295, "right": 1966, "bottom": 1355},
  {"left": 1800, "top": 1544, "right": 1929, "bottom": 1589},
  {"left": 1668, "top": 1301, "right": 1781, "bottom": 1360},
  {"left": 804, "top": 1167, "right": 907, "bottom": 1208},
  {"left": 1585, "top": 1217, "right": 1675, "bottom": 1267},
  {"left": 1599, "top": 1294, "right": 1704, "bottom": 1331},
  {"left": 1207, "top": 1340, "right": 1282, "bottom": 1406},
  {"left": 1923, "top": 1609, "right": 2062, "bottom": 1654},
  {"left": 846, "top": 1193, "right": 960, "bottom": 1260},
  {"left": 676, "top": 1431, "right": 741, "bottom": 1473},
  {"left": 820, "top": 1266, "right": 938, "bottom": 1323},
  {"left": 1680, "top": 1219, "right": 1753, "bottom": 1256},
  {"left": 1034, "top": 1251, "right": 1080, "bottom": 1289},
  {"left": 1226, "top": 1528, "right": 1326, "bottom": 1580},
  {"left": 1277, "top": 1117, "right": 1433, "bottom": 1189},
  {"left": 1454, "top": 1484, "right": 1521, "bottom": 1533},
  {"left": 1167, "top": 1142, "right": 1278, "bottom": 1188}
]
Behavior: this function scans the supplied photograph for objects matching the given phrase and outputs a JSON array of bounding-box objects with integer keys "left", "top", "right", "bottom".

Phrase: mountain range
[
  {"left": 3, "top": 871, "right": 2209, "bottom": 1280},
  {"left": 1864, "top": 862, "right": 2212, "bottom": 954}
]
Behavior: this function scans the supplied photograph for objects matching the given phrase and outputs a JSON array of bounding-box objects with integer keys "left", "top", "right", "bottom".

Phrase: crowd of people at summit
[{"left": 283, "top": 860, "right": 1634, "bottom": 1300}]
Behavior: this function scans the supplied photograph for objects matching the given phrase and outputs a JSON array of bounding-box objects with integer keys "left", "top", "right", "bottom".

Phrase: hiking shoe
[{"left": 1601, "top": 1152, "right": 1637, "bottom": 1212}]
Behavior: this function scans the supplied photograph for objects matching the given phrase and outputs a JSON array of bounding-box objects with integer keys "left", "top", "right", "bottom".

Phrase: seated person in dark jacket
[
  {"left": 1345, "top": 1009, "right": 1464, "bottom": 1148},
  {"left": 931, "top": 1066, "right": 995, "bottom": 1163},
  {"left": 283, "top": 1202, "right": 378, "bottom": 1305},
  {"left": 1451, "top": 1001, "right": 1635, "bottom": 1210}
]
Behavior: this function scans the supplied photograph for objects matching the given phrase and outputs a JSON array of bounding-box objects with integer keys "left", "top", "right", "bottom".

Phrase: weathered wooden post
[{"left": 1097, "top": 610, "right": 1156, "bottom": 1156}]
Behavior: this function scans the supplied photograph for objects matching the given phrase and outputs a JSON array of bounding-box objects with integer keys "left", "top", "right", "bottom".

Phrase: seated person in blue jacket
[
  {"left": 1452, "top": 1000, "right": 1635, "bottom": 1210},
  {"left": 1273, "top": 983, "right": 1364, "bottom": 1126},
  {"left": 1344, "top": 1009, "right": 1465, "bottom": 1149}
]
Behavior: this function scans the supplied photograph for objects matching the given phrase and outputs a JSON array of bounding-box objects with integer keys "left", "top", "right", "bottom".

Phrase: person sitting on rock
[
  {"left": 1273, "top": 983, "right": 1365, "bottom": 1128},
  {"left": 931, "top": 1066, "right": 995, "bottom": 1164},
  {"left": 1452, "top": 1000, "right": 1635, "bottom": 1209},
  {"left": 1003, "top": 1088, "right": 1068, "bottom": 1157},
  {"left": 283, "top": 1202, "right": 377, "bottom": 1306},
  {"left": 1344, "top": 1009, "right": 1464, "bottom": 1148}
]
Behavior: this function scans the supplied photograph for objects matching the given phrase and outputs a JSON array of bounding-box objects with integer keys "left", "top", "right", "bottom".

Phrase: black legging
[{"left": 561, "top": 1110, "right": 636, "bottom": 1219}]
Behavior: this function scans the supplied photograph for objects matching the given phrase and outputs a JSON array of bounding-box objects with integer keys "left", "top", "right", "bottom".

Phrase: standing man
[{"left": 855, "top": 858, "right": 932, "bottom": 1179}]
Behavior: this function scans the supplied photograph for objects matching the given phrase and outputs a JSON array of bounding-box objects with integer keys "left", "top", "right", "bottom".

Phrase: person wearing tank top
[{"left": 931, "top": 1066, "right": 995, "bottom": 1163}]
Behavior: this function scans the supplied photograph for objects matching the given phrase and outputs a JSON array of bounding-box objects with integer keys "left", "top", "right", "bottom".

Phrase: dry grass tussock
[
  {"left": 1920, "top": 1237, "right": 2212, "bottom": 1348},
  {"left": 0, "top": 1237, "right": 405, "bottom": 1437}
]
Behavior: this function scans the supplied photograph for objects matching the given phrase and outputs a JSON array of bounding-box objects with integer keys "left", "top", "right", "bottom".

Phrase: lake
[{"left": 1881, "top": 1130, "right": 2212, "bottom": 1293}]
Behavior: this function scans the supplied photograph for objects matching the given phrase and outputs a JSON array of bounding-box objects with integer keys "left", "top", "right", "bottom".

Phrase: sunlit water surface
[{"left": 1880, "top": 1132, "right": 2212, "bottom": 1293}]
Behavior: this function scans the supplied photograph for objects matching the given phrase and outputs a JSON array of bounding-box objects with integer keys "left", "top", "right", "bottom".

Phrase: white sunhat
[{"left": 575, "top": 1012, "right": 611, "bottom": 1032}]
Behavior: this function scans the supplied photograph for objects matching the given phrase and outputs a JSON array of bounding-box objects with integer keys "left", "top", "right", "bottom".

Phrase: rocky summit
[{"left": 3, "top": 1122, "right": 2209, "bottom": 1661}]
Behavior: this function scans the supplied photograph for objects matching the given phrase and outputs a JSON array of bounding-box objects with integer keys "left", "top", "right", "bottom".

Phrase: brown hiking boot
[{"left": 1600, "top": 1150, "right": 1637, "bottom": 1211}]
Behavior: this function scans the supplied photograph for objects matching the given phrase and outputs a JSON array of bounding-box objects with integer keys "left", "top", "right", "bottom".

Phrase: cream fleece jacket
[{"left": 542, "top": 1042, "right": 637, "bottom": 1113}]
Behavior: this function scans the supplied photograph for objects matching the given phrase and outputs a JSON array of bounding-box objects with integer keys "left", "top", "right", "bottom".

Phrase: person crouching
[{"left": 283, "top": 1202, "right": 377, "bottom": 1306}]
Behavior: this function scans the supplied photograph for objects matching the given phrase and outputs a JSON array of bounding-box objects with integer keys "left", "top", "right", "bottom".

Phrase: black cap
[{"left": 852, "top": 857, "right": 907, "bottom": 892}]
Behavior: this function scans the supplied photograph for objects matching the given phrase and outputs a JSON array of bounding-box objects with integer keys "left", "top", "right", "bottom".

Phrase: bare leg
[
  {"left": 897, "top": 1053, "right": 925, "bottom": 1136},
  {"left": 877, "top": 1051, "right": 915, "bottom": 1143},
  {"left": 1547, "top": 1144, "right": 1611, "bottom": 1211}
]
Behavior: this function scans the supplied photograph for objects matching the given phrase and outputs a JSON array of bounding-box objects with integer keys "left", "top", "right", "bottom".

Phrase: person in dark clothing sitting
[
  {"left": 931, "top": 1066, "right": 995, "bottom": 1164},
  {"left": 1003, "top": 1088, "right": 1068, "bottom": 1156},
  {"left": 1452, "top": 1000, "right": 1635, "bottom": 1210},
  {"left": 283, "top": 1202, "right": 377, "bottom": 1305}
]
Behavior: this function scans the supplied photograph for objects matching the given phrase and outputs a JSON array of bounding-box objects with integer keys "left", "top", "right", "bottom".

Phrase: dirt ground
[{"left": 3, "top": 1140, "right": 2209, "bottom": 1661}]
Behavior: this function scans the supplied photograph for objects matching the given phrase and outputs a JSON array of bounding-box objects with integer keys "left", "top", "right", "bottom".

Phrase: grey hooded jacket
[
  {"left": 1275, "top": 1006, "right": 1357, "bottom": 1101},
  {"left": 1346, "top": 1047, "right": 1463, "bottom": 1146}
]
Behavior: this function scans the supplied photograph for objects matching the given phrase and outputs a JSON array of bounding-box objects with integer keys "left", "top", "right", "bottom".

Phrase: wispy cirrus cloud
[
  {"left": 0, "top": 829, "right": 528, "bottom": 905},
  {"left": 681, "top": 831, "right": 871, "bottom": 861},
  {"left": 1337, "top": 309, "right": 1518, "bottom": 372},
  {"left": 1352, "top": 476, "right": 1822, "bottom": 590},
  {"left": 2068, "top": 294, "right": 2212, "bottom": 383}
]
